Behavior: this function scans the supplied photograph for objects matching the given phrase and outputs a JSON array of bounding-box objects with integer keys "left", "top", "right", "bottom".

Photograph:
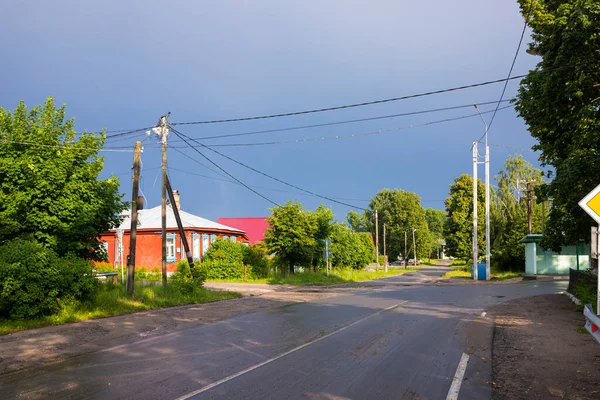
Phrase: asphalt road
[{"left": 2, "top": 268, "right": 567, "bottom": 400}]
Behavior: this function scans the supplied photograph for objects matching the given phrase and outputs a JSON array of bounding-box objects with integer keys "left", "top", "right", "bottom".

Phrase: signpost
[{"left": 578, "top": 184, "right": 600, "bottom": 315}]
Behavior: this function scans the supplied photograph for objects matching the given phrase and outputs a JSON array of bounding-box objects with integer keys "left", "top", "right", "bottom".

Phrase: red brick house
[
  {"left": 99, "top": 199, "right": 249, "bottom": 272},
  {"left": 216, "top": 217, "right": 270, "bottom": 245}
]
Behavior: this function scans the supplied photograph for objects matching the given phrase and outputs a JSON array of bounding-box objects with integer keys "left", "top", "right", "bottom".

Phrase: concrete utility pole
[
  {"left": 375, "top": 210, "right": 379, "bottom": 271},
  {"left": 383, "top": 223, "right": 387, "bottom": 272},
  {"left": 412, "top": 228, "right": 417, "bottom": 266},
  {"left": 472, "top": 141, "right": 479, "bottom": 280},
  {"left": 165, "top": 175, "right": 195, "bottom": 271},
  {"left": 126, "top": 141, "right": 142, "bottom": 296},
  {"left": 160, "top": 114, "right": 169, "bottom": 286},
  {"left": 474, "top": 104, "right": 491, "bottom": 281}
]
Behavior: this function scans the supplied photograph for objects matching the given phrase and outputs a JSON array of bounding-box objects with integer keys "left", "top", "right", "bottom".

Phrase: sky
[{"left": 1, "top": 0, "right": 542, "bottom": 223}]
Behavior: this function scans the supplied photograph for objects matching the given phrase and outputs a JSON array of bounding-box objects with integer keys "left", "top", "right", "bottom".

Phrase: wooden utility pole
[
  {"left": 375, "top": 210, "right": 379, "bottom": 271},
  {"left": 165, "top": 175, "right": 195, "bottom": 271},
  {"left": 383, "top": 223, "right": 387, "bottom": 272},
  {"left": 160, "top": 115, "right": 169, "bottom": 286},
  {"left": 126, "top": 141, "right": 142, "bottom": 296}
]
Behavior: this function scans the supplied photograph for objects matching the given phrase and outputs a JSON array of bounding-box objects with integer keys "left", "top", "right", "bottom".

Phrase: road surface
[{"left": 1, "top": 267, "right": 566, "bottom": 399}]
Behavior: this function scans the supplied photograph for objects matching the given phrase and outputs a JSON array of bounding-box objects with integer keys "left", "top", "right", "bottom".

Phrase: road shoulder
[{"left": 491, "top": 294, "right": 600, "bottom": 399}]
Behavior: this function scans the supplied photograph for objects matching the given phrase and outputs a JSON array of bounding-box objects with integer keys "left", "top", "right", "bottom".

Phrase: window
[
  {"left": 166, "top": 233, "right": 176, "bottom": 262},
  {"left": 193, "top": 233, "right": 200, "bottom": 260},
  {"left": 210, "top": 234, "right": 217, "bottom": 243}
]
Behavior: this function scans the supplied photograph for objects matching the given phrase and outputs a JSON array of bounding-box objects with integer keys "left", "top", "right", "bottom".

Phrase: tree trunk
[{"left": 289, "top": 263, "right": 294, "bottom": 275}]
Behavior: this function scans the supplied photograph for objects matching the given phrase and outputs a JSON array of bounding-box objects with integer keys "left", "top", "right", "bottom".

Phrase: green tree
[
  {"left": 491, "top": 155, "right": 543, "bottom": 270},
  {"left": 264, "top": 201, "right": 318, "bottom": 274},
  {"left": 330, "top": 223, "right": 374, "bottom": 269},
  {"left": 0, "top": 98, "right": 126, "bottom": 259},
  {"left": 444, "top": 174, "right": 485, "bottom": 260},
  {"left": 365, "top": 189, "right": 430, "bottom": 261},
  {"left": 311, "top": 205, "right": 334, "bottom": 272},
  {"left": 425, "top": 208, "right": 446, "bottom": 259},
  {"left": 346, "top": 210, "right": 367, "bottom": 232},
  {"left": 515, "top": 0, "right": 600, "bottom": 250}
]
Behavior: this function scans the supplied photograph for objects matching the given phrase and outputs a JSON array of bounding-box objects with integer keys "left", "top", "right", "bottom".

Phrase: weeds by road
[
  {"left": 0, "top": 283, "right": 240, "bottom": 335},
  {"left": 442, "top": 259, "right": 522, "bottom": 281}
]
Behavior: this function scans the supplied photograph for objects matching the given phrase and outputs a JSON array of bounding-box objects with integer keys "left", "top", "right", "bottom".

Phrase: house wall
[{"left": 98, "top": 229, "right": 244, "bottom": 273}]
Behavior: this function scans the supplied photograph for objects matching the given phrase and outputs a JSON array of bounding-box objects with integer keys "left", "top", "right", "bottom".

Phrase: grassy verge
[
  {"left": 0, "top": 283, "right": 240, "bottom": 335},
  {"left": 207, "top": 268, "right": 417, "bottom": 285},
  {"left": 569, "top": 275, "right": 598, "bottom": 314},
  {"left": 443, "top": 270, "right": 472, "bottom": 279},
  {"left": 443, "top": 261, "right": 523, "bottom": 281}
]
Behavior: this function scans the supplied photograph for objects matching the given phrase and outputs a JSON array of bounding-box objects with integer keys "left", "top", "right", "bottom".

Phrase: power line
[
  {"left": 172, "top": 76, "right": 527, "bottom": 126},
  {"left": 168, "top": 166, "right": 371, "bottom": 202},
  {"left": 170, "top": 146, "right": 240, "bottom": 182},
  {"left": 169, "top": 125, "right": 364, "bottom": 210},
  {"left": 168, "top": 129, "right": 279, "bottom": 206},
  {"left": 159, "top": 105, "right": 513, "bottom": 149},
  {"left": 105, "top": 127, "right": 153, "bottom": 140},
  {"left": 483, "top": 1, "right": 535, "bottom": 137},
  {"left": 167, "top": 99, "right": 514, "bottom": 143}
]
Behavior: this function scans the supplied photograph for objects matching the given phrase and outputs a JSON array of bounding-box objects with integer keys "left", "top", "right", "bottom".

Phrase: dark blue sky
[{"left": 1, "top": 0, "right": 540, "bottom": 222}]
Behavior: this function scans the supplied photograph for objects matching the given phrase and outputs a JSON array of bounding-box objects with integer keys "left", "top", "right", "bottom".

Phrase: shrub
[
  {"left": 202, "top": 260, "right": 245, "bottom": 280},
  {"left": 171, "top": 260, "right": 207, "bottom": 293},
  {"left": 0, "top": 239, "right": 98, "bottom": 319},
  {"left": 243, "top": 244, "right": 270, "bottom": 278},
  {"left": 94, "top": 262, "right": 115, "bottom": 273}
]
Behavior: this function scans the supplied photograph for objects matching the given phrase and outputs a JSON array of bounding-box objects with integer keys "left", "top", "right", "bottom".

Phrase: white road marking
[
  {"left": 446, "top": 352, "right": 470, "bottom": 400},
  {"left": 174, "top": 302, "right": 404, "bottom": 400}
]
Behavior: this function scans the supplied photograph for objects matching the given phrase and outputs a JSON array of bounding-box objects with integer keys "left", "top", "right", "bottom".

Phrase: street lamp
[{"left": 474, "top": 105, "right": 491, "bottom": 280}]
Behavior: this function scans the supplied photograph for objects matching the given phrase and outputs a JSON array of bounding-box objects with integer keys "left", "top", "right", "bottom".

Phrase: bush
[
  {"left": 0, "top": 239, "right": 98, "bottom": 319},
  {"left": 171, "top": 260, "right": 207, "bottom": 293},
  {"left": 243, "top": 244, "right": 270, "bottom": 278},
  {"left": 202, "top": 260, "right": 245, "bottom": 280}
]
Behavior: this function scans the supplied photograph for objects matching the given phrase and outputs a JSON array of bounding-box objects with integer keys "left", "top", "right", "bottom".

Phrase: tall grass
[{"left": 0, "top": 283, "right": 240, "bottom": 335}]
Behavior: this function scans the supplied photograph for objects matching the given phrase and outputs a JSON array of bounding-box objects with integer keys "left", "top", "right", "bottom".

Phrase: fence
[{"left": 568, "top": 268, "right": 596, "bottom": 293}]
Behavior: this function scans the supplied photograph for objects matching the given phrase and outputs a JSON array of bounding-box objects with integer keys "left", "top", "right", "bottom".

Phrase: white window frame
[{"left": 167, "top": 237, "right": 176, "bottom": 260}]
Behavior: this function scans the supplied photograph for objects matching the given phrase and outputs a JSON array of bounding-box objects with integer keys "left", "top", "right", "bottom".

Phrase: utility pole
[
  {"left": 404, "top": 231, "right": 408, "bottom": 269},
  {"left": 165, "top": 175, "right": 195, "bottom": 271},
  {"left": 159, "top": 114, "right": 169, "bottom": 286},
  {"left": 474, "top": 105, "right": 491, "bottom": 280},
  {"left": 412, "top": 228, "right": 417, "bottom": 266},
  {"left": 126, "top": 141, "right": 142, "bottom": 296},
  {"left": 375, "top": 210, "right": 379, "bottom": 271},
  {"left": 472, "top": 141, "right": 479, "bottom": 280},
  {"left": 383, "top": 223, "right": 387, "bottom": 272}
]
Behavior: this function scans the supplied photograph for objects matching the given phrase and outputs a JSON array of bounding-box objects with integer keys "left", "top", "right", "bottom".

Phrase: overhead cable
[
  {"left": 169, "top": 130, "right": 279, "bottom": 206},
  {"left": 169, "top": 125, "right": 364, "bottom": 210},
  {"left": 168, "top": 99, "right": 514, "bottom": 143},
  {"left": 171, "top": 76, "right": 527, "bottom": 126}
]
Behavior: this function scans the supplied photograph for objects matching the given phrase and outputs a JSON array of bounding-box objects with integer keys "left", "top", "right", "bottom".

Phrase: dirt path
[
  {"left": 492, "top": 294, "right": 600, "bottom": 399},
  {"left": 0, "top": 290, "right": 339, "bottom": 375}
]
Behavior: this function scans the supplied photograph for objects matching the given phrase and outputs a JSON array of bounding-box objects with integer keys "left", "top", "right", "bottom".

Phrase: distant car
[{"left": 407, "top": 259, "right": 422, "bottom": 265}]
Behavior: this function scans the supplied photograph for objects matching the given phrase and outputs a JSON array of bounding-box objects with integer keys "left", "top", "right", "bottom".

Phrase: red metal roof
[{"left": 216, "top": 217, "right": 270, "bottom": 245}]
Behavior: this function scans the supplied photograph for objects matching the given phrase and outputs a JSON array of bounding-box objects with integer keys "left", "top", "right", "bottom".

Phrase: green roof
[{"left": 518, "top": 234, "right": 543, "bottom": 244}]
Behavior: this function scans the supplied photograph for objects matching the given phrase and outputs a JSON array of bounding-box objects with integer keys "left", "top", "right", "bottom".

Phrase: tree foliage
[
  {"left": 491, "top": 155, "right": 543, "bottom": 270},
  {"left": 265, "top": 201, "right": 318, "bottom": 274},
  {"left": 425, "top": 208, "right": 446, "bottom": 259},
  {"left": 444, "top": 174, "right": 485, "bottom": 260},
  {"left": 0, "top": 98, "right": 127, "bottom": 259},
  {"left": 363, "top": 189, "right": 430, "bottom": 260},
  {"left": 515, "top": 0, "right": 600, "bottom": 249},
  {"left": 330, "top": 223, "right": 373, "bottom": 269}
]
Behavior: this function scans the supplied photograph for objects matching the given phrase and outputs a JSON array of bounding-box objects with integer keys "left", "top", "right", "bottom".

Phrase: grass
[
  {"left": 569, "top": 275, "right": 598, "bottom": 314},
  {"left": 207, "top": 268, "right": 418, "bottom": 286},
  {"left": 443, "top": 259, "right": 523, "bottom": 281},
  {"left": 0, "top": 283, "right": 241, "bottom": 335}
]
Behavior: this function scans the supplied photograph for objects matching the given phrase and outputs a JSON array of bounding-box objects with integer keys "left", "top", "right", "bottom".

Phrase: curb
[{"left": 562, "top": 291, "right": 582, "bottom": 306}]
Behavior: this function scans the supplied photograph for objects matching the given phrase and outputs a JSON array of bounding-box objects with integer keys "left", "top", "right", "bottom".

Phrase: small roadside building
[
  {"left": 99, "top": 195, "right": 248, "bottom": 272},
  {"left": 519, "top": 234, "right": 590, "bottom": 275}
]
